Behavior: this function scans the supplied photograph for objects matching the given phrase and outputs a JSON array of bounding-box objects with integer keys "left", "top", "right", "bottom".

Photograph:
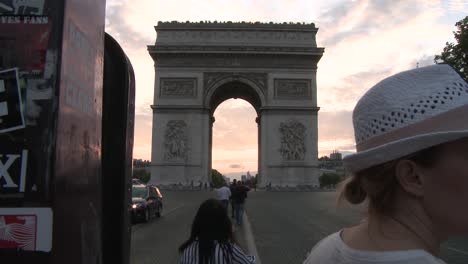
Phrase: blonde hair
[{"left": 338, "top": 145, "right": 441, "bottom": 216}]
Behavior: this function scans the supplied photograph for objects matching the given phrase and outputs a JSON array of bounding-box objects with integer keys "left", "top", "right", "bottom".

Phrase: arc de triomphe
[{"left": 148, "top": 21, "right": 324, "bottom": 187}]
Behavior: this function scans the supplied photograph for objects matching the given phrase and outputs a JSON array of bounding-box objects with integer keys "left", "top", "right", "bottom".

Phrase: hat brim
[{"left": 343, "top": 131, "right": 468, "bottom": 173}]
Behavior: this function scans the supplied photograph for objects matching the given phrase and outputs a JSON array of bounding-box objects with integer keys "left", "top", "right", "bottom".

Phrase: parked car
[{"left": 131, "top": 184, "right": 163, "bottom": 223}]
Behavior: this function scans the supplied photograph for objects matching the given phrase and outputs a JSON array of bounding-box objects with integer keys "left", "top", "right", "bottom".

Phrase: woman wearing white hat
[{"left": 303, "top": 64, "right": 468, "bottom": 264}]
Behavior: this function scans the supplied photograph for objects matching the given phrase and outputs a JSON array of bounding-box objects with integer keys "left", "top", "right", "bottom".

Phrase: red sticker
[{"left": 0, "top": 214, "right": 37, "bottom": 250}]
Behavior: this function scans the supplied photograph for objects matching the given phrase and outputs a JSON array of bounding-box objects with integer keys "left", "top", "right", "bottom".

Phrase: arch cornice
[{"left": 204, "top": 72, "right": 267, "bottom": 111}]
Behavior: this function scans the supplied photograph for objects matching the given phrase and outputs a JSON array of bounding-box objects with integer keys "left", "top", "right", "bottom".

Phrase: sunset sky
[{"left": 104, "top": 0, "right": 467, "bottom": 178}]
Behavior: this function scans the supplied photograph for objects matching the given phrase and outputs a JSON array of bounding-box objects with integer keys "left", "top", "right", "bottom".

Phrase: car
[{"left": 131, "top": 183, "right": 163, "bottom": 223}]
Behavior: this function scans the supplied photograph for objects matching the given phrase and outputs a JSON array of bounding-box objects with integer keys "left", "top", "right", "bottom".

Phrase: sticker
[
  {"left": 0, "top": 207, "right": 52, "bottom": 252},
  {"left": 0, "top": 15, "right": 52, "bottom": 75},
  {"left": 0, "top": 0, "right": 45, "bottom": 15},
  {"left": 0, "top": 149, "right": 28, "bottom": 193},
  {"left": 0, "top": 68, "right": 25, "bottom": 133}
]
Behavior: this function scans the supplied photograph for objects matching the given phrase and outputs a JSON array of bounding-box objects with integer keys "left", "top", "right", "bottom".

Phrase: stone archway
[
  {"left": 148, "top": 21, "right": 324, "bottom": 187},
  {"left": 206, "top": 79, "right": 264, "bottom": 187}
]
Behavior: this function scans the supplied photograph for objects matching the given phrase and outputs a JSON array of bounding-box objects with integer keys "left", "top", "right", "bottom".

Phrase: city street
[
  {"left": 130, "top": 190, "right": 252, "bottom": 264},
  {"left": 246, "top": 191, "right": 468, "bottom": 264},
  {"left": 131, "top": 190, "right": 468, "bottom": 264},
  {"left": 130, "top": 191, "right": 213, "bottom": 264}
]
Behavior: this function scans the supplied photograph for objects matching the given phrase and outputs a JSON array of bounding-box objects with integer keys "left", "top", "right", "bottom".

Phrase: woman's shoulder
[
  {"left": 303, "top": 231, "right": 341, "bottom": 263},
  {"left": 303, "top": 231, "right": 446, "bottom": 264},
  {"left": 224, "top": 242, "right": 254, "bottom": 264}
]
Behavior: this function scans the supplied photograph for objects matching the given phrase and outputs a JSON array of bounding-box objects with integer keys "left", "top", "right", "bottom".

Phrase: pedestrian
[
  {"left": 215, "top": 182, "right": 231, "bottom": 212},
  {"left": 229, "top": 179, "right": 237, "bottom": 219},
  {"left": 231, "top": 181, "right": 250, "bottom": 226},
  {"left": 179, "top": 199, "right": 254, "bottom": 264},
  {"left": 303, "top": 64, "right": 468, "bottom": 264}
]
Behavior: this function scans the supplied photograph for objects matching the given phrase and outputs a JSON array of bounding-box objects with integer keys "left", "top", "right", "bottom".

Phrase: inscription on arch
[
  {"left": 160, "top": 78, "right": 197, "bottom": 98},
  {"left": 274, "top": 79, "right": 311, "bottom": 99}
]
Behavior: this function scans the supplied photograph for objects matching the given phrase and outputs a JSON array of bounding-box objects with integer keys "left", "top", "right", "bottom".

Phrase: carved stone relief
[
  {"left": 160, "top": 78, "right": 197, "bottom": 98},
  {"left": 164, "top": 120, "right": 188, "bottom": 161},
  {"left": 274, "top": 79, "right": 311, "bottom": 99},
  {"left": 278, "top": 120, "right": 306, "bottom": 161},
  {"left": 204, "top": 72, "right": 267, "bottom": 95}
]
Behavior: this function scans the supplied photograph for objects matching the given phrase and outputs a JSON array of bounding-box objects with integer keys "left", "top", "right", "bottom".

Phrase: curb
[{"left": 243, "top": 213, "right": 262, "bottom": 264}]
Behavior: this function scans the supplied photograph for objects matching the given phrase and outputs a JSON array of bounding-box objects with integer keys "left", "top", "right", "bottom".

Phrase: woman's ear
[{"left": 395, "top": 159, "right": 425, "bottom": 197}]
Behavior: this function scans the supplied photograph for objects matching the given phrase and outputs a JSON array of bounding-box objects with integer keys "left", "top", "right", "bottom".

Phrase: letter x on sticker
[{"left": 0, "top": 154, "right": 20, "bottom": 188}]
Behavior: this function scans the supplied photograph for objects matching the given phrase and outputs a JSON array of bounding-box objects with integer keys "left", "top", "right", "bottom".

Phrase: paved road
[
  {"left": 130, "top": 191, "right": 212, "bottom": 264},
  {"left": 130, "top": 190, "right": 252, "bottom": 264},
  {"left": 245, "top": 191, "right": 468, "bottom": 264},
  {"left": 131, "top": 190, "right": 468, "bottom": 264}
]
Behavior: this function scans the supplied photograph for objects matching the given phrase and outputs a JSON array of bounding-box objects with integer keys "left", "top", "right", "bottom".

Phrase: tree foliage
[
  {"left": 435, "top": 16, "right": 468, "bottom": 80},
  {"left": 133, "top": 159, "right": 151, "bottom": 168},
  {"left": 211, "top": 169, "right": 226, "bottom": 188},
  {"left": 319, "top": 173, "right": 342, "bottom": 188},
  {"left": 318, "top": 156, "right": 330, "bottom": 161},
  {"left": 133, "top": 169, "right": 151, "bottom": 183}
]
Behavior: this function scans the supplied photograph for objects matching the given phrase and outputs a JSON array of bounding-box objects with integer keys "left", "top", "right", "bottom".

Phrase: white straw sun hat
[{"left": 343, "top": 64, "right": 468, "bottom": 173}]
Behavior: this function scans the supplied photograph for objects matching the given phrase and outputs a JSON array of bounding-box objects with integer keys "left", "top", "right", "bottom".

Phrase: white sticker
[
  {"left": 0, "top": 101, "right": 7, "bottom": 117},
  {"left": 0, "top": 207, "right": 53, "bottom": 252},
  {"left": 0, "top": 68, "right": 25, "bottom": 133}
]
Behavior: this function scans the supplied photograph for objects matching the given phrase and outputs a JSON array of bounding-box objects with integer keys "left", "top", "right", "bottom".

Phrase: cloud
[
  {"left": 318, "top": 110, "right": 353, "bottom": 141},
  {"left": 318, "top": 68, "right": 393, "bottom": 111},
  {"left": 105, "top": 2, "right": 153, "bottom": 54},
  {"left": 317, "top": 110, "right": 356, "bottom": 156},
  {"left": 410, "top": 54, "right": 437, "bottom": 69},
  {"left": 229, "top": 164, "right": 244, "bottom": 169},
  {"left": 316, "top": 0, "right": 442, "bottom": 47}
]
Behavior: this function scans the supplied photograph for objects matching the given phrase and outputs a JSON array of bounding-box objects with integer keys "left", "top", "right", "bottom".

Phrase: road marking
[
  {"left": 244, "top": 213, "right": 262, "bottom": 264},
  {"left": 444, "top": 246, "right": 468, "bottom": 256}
]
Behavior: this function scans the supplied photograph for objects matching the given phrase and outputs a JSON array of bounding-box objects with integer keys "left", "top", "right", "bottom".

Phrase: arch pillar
[{"left": 259, "top": 107, "right": 320, "bottom": 187}]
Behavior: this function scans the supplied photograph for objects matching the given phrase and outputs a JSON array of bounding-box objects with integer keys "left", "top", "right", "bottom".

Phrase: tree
[
  {"left": 211, "top": 169, "right": 226, "bottom": 188},
  {"left": 319, "top": 173, "right": 342, "bottom": 189},
  {"left": 133, "top": 159, "right": 151, "bottom": 168},
  {"left": 133, "top": 169, "right": 151, "bottom": 183},
  {"left": 318, "top": 156, "right": 330, "bottom": 161},
  {"left": 435, "top": 16, "right": 468, "bottom": 80}
]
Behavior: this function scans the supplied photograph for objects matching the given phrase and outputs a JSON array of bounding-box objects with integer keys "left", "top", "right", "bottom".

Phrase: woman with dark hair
[
  {"left": 304, "top": 64, "right": 468, "bottom": 264},
  {"left": 179, "top": 199, "right": 254, "bottom": 264}
]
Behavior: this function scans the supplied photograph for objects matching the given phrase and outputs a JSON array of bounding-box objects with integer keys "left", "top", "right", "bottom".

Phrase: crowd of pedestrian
[{"left": 214, "top": 179, "right": 251, "bottom": 226}]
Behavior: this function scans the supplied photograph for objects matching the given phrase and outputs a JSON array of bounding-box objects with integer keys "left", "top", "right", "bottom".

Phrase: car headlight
[{"left": 132, "top": 203, "right": 144, "bottom": 209}]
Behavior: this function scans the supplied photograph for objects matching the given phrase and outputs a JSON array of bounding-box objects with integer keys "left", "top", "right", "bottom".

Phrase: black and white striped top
[{"left": 179, "top": 240, "right": 254, "bottom": 264}]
